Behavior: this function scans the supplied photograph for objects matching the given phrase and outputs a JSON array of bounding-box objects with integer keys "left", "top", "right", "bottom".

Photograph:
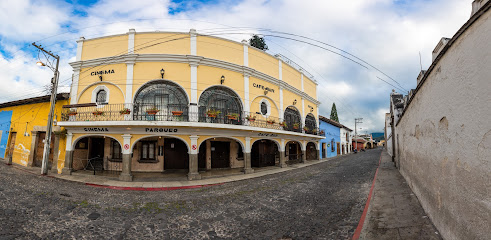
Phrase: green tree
[
  {"left": 249, "top": 35, "right": 268, "bottom": 51},
  {"left": 330, "top": 103, "right": 339, "bottom": 122}
]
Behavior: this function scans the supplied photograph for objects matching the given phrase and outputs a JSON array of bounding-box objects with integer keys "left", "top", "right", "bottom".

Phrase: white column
[
  {"left": 278, "top": 59, "right": 282, "bottom": 81},
  {"left": 122, "top": 134, "right": 132, "bottom": 154},
  {"left": 281, "top": 139, "right": 285, "bottom": 152},
  {"left": 279, "top": 87, "right": 284, "bottom": 121},
  {"left": 190, "top": 135, "right": 199, "bottom": 154},
  {"left": 70, "top": 70, "right": 80, "bottom": 104},
  {"left": 242, "top": 40, "right": 249, "bottom": 66},
  {"left": 125, "top": 63, "right": 134, "bottom": 104},
  {"left": 65, "top": 132, "right": 73, "bottom": 151},
  {"left": 301, "top": 140, "right": 307, "bottom": 151},
  {"left": 190, "top": 63, "right": 198, "bottom": 121},
  {"left": 190, "top": 29, "right": 197, "bottom": 55},
  {"left": 301, "top": 97, "right": 305, "bottom": 126},
  {"left": 244, "top": 74, "right": 250, "bottom": 113},
  {"left": 245, "top": 137, "right": 252, "bottom": 153},
  {"left": 76, "top": 37, "right": 84, "bottom": 61},
  {"left": 301, "top": 73, "right": 304, "bottom": 92},
  {"left": 128, "top": 29, "right": 135, "bottom": 53}
]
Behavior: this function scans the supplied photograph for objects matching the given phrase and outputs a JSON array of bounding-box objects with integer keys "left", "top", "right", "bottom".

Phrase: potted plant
[
  {"left": 303, "top": 126, "right": 310, "bottom": 132},
  {"left": 92, "top": 110, "right": 104, "bottom": 116},
  {"left": 146, "top": 106, "right": 159, "bottom": 115},
  {"left": 246, "top": 115, "right": 256, "bottom": 122},
  {"left": 206, "top": 109, "right": 221, "bottom": 118},
  {"left": 68, "top": 109, "right": 78, "bottom": 116},
  {"left": 293, "top": 123, "right": 300, "bottom": 129},
  {"left": 172, "top": 110, "right": 183, "bottom": 116},
  {"left": 279, "top": 121, "right": 287, "bottom": 128},
  {"left": 266, "top": 119, "right": 276, "bottom": 124},
  {"left": 319, "top": 130, "right": 325, "bottom": 135},
  {"left": 226, "top": 113, "right": 239, "bottom": 120},
  {"left": 119, "top": 108, "right": 131, "bottom": 115}
]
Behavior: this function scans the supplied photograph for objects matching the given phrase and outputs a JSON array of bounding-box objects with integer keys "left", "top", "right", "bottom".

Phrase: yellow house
[
  {"left": 0, "top": 93, "right": 69, "bottom": 173},
  {"left": 58, "top": 29, "right": 324, "bottom": 181}
]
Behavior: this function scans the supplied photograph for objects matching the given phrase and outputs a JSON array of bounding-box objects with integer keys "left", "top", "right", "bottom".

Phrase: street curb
[
  {"left": 352, "top": 150, "right": 382, "bottom": 240},
  {"left": 85, "top": 182, "right": 225, "bottom": 191}
]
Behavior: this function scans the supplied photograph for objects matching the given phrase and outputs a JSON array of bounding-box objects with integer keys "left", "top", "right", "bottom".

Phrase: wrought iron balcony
[{"left": 61, "top": 104, "right": 324, "bottom": 136}]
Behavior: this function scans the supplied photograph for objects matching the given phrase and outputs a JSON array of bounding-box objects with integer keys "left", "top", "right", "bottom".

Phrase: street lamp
[{"left": 33, "top": 42, "right": 60, "bottom": 175}]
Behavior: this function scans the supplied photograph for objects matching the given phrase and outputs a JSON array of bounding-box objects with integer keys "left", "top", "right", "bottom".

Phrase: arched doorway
[
  {"left": 199, "top": 86, "right": 243, "bottom": 125},
  {"left": 197, "top": 137, "right": 244, "bottom": 170},
  {"left": 285, "top": 141, "right": 302, "bottom": 164},
  {"left": 251, "top": 139, "right": 279, "bottom": 168},
  {"left": 133, "top": 80, "right": 189, "bottom": 121},
  {"left": 304, "top": 114, "right": 317, "bottom": 134},
  {"left": 131, "top": 136, "right": 189, "bottom": 171},
  {"left": 367, "top": 142, "right": 372, "bottom": 149},
  {"left": 284, "top": 106, "right": 302, "bottom": 133},
  {"left": 71, "top": 136, "right": 122, "bottom": 173},
  {"left": 306, "top": 142, "right": 318, "bottom": 160}
]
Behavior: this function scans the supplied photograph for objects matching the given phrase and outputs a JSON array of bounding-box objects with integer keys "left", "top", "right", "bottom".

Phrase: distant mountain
[{"left": 371, "top": 132, "right": 384, "bottom": 142}]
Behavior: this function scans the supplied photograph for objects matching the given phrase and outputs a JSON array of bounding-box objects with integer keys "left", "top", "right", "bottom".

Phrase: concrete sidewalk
[
  {"left": 360, "top": 151, "right": 442, "bottom": 240},
  {"left": 3, "top": 156, "right": 340, "bottom": 189}
]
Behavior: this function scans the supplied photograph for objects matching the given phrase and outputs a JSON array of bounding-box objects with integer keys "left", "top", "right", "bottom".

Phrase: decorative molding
[
  {"left": 69, "top": 54, "right": 320, "bottom": 105},
  {"left": 76, "top": 37, "right": 84, "bottom": 61},
  {"left": 127, "top": 29, "right": 135, "bottom": 54}
]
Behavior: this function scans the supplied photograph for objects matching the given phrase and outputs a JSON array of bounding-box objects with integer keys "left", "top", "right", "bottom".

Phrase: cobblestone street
[{"left": 0, "top": 149, "right": 380, "bottom": 239}]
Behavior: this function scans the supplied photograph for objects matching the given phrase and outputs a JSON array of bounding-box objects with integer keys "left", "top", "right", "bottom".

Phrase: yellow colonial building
[{"left": 58, "top": 29, "right": 323, "bottom": 181}]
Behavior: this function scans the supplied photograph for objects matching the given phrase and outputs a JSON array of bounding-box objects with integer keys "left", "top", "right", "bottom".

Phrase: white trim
[
  {"left": 191, "top": 66, "right": 197, "bottom": 103},
  {"left": 190, "top": 135, "right": 199, "bottom": 154},
  {"left": 280, "top": 139, "right": 285, "bottom": 151},
  {"left": 251, "top": 138, "right": 281, "bottom": 152},
  {"left": 251, "top": 95, "right": 279, "bottom": 117},
  {"left": 122, "top": 134, "right": 132, "bottom": 154},
  {"left": 278, "top": 59, "right": 282, "bottom": 81},
  {"left": 131, "top": 135, "right": 190, "bottom": 154},
  {"left": 125, "top": 63, "right": 133, "bottom": 104},
  {"left": 190, "top": 29, "right": 197, "bottom": 55},
  {"left": 58, "top": 121, "right": 325, "bottom": 139},
  {"left": 301, "top": 74, "right": 304, "bottom": 92},
  {"left": 259, "top": 98, "right": 272, "bottom": 117},
  {"left": 244, "top": 137, "right": 251, "bottom": 153},
  {"left": 66, "top": 133, "right": 73, "bottom": 151},
  {"left": 77, "top": 81, "right": 124, "bottom": 104},
  {"left": 243, "top": 41, "right": 249, "bottom": 67},
  {"left": 279, "top": 87, "right": 284, "bottom": 120},
  {"left": 301, "top": 140, "right": 307, "bottom": 151},
  {"left": 76, "top": 37, "right": 84, "bottom": 61},
  {"left": 301, "top": 98, "right": 305, "bottom": 124},
  {"left": 71, "top": 134, "right": 122, "bottom": 152},
  {"left": 91, "top": 85, "right": 110, "bottom": 105},
  {"left": 68, "top": 54, "right": 320, "bottom": 105},
  {"left": 198, "top": 136, "right": 245, "bottom": 150},
  {"left": 70, "top": 71, "right": 80, "bottom": 104},
  {"left": 244, "top": 75, "right": 250, "bottom": 113},
  {"left": 128, "top": 29, "right": 135, "bottom": 54}
]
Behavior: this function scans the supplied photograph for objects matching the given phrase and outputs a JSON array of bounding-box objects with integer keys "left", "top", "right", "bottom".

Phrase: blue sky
[{"left": 0, "top": 0, "right": 473, "bottom": 133}]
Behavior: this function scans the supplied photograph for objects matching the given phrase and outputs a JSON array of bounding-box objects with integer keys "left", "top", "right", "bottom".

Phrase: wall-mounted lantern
[
  {"left": 310, "top": 106, "right": 314, "bottom": 112},
  {"left": 293, "top": 99, "right": 297, "bottom": 105},
  {"left": 160, "top": 68, "right": 165, "bottom": 79},
  {"left": 220, "top": 75, "right": 225, "bottom": 84}
]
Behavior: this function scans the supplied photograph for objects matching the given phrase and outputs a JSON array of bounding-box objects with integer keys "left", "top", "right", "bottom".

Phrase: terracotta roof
[
  {"left": 319, "top": 115, "right": 344, "bottom": 128},
  {"left": 0, "top": 93, "right": 70, "bottom": 108}
]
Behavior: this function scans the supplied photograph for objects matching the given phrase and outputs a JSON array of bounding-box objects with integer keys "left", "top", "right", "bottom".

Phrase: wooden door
[
  {"left": 88, "top": 138, "right": 104, "bottom": 169},
  {"left": 336, "top": 142, "right": 340, "bottom": 154},
  {"left": 211, "top": 141, "right": 230, "bottom": 168},
  {"left": 198, "top": 143, "right": 206, "bottom": 169},
  {"left": 7, "top": 132, "right": 16, "bottom": 157},
  {"left": 164, "top": 138, "right": 189, "bottom": 169},
  {"left": 35, "top": 132, "right": 54, "bottom": 167}
]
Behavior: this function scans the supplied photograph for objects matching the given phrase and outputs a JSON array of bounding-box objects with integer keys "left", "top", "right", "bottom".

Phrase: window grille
[{"left": 96, "top": 89, "right": 107, "bottom": 104}]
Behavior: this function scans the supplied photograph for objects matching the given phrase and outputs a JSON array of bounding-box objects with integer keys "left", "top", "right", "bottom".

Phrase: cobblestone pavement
[{"left": 0, "top": 148, "right": 380, "bottom": 240}]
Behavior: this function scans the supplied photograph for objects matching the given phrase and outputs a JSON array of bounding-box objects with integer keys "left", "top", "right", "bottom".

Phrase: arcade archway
[{"left": 251, "top": 139, "right": 279, "bottom": 168}]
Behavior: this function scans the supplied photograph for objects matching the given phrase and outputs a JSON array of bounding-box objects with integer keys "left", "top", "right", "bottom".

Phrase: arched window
[
  {"left": 260, "top": 102, "right": 267, "bottom": 115},
  {"left": 96, "top": 89, "right": 107, "bottom": 104},
  {"left": 284, "top": 106, "right": 301, "bottom": 132},
  {"left": 305, "top": 114, "right": 317, "bottom": 134},
  {"left": 133, "top": 80, "right": 188, "bottom": 121},
  {"left": 199, "top": 86, "right": 242, "bottom": 125}
]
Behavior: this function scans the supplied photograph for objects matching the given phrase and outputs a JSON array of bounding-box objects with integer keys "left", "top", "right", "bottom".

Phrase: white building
[{"left": 339, "top": 125, "right": 353, "bottom": 154}]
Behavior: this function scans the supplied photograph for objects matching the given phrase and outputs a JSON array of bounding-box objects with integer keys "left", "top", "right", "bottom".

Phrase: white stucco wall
[{"left": 394, "top": 7, "right": 491, "bottom": 240}]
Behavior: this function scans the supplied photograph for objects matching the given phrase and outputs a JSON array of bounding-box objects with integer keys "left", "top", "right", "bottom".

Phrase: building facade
[
  {"left": 339, "top": 125, "right": 353, "bottom": 154},
  {"left": 0, "top": 94, "right": 69, "bottom": 172},
  {"left": 58, "top": 29, "right": 324, "bottom": 181},
  {"left": 318, "top": 116, "right": 341, "bottom": 158},
  {"left": 386, "top": 2, "right": 490, "bottom": 239}
]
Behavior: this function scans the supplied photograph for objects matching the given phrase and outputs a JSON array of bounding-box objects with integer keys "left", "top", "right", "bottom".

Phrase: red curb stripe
[
  {"left": 352, "top": 151, "right": 382, "bottom": 240},
  {"left": 85, "top": 182, "right": 225, "bottom": 191}
]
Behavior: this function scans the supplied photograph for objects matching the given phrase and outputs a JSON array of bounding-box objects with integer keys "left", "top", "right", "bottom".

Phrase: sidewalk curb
[{"left": 352, "top": 150, "right": 382, "bottom": 240}]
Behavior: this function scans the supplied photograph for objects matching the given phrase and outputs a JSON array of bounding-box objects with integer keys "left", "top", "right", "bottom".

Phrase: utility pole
[
  {"left": 32, "top": 42, "right": 60, "bottom": 175},
  {"left": 354, "top": 118, "right": 363, "bottom": 151}
]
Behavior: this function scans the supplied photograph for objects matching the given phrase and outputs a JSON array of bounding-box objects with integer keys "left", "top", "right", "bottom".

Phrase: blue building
[
  {"left": 319, "top": 115, "right": 342, "bottom": 159},
  {"left": 0, "top": 110, "right": 13, "bottom": 158}
]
